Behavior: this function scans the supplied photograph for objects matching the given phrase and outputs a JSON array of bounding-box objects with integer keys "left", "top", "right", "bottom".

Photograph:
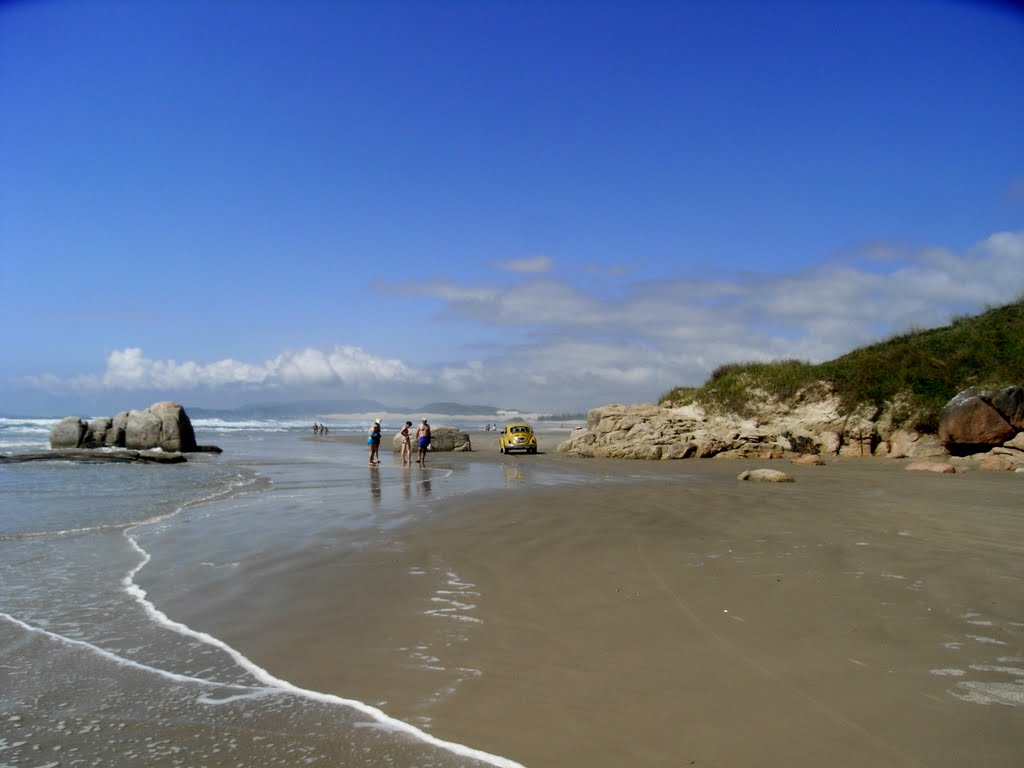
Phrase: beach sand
[{"left": 179, "top": 435, "right": 1024, "bottom": 767}]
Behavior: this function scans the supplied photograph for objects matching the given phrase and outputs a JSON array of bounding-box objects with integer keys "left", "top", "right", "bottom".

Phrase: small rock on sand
[
  {"left": 738, "top": 468, "right": 795, "bottom": 483},
  {"left": 905, "top": 461, "right": 957, "bottom": 474},
  {"left": 978, "top": 455, "right": 1017, "bottom": 472},
  {"left": 792, "top": 454, "right": 823, "bottom": 465}
]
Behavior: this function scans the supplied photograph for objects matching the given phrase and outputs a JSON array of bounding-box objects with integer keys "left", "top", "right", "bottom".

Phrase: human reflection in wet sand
[
  {"left": 402, "top": 469, "right": 411, "bottom": 501},
  {"left": 369, "top": 466, "right": 381, "bottom": 503},
  {"left": 417, "top": 467, "right": 432, "bottom": 496}
]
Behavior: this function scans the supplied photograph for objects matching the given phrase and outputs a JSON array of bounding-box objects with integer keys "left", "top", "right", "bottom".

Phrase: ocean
[{"left": 0, "top": 415, "right": 559, "bottom": 767}]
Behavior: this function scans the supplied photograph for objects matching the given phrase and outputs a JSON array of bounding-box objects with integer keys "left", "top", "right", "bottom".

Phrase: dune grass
[{"left": 660, "top": 300, "right": 1024, "bottom": 429}]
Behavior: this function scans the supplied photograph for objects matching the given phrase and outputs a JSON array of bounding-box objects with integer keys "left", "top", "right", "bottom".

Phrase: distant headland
[{"left": 559, "top": 299, "right": 1024, "bottom": 469}]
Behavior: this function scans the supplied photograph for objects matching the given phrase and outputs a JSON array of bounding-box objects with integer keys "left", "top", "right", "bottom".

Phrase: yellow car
[{"left": 499, "top": 422, "right": 538, "bottom": 454}]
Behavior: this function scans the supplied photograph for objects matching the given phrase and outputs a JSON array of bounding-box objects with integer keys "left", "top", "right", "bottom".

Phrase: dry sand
[{"left": 194, "top": 437, "right": 1024, "bottom": 767}]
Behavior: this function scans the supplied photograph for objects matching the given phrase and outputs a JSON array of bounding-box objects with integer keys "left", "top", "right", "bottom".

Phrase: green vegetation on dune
[{"left": 661, "top": 300, "right": 1024, "bottom": 429}]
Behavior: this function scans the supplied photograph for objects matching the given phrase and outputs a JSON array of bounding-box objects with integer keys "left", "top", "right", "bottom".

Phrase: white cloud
[
  {"left": 385, "top": 280, "right": 502, "bottom": 304},
  {"left": 494, "top": 254, "right": 552, "bottom": 273},
  {"left": 55, "top": 346, "right": 417, "bottom": 393},
  {"left": 24, "top": 231, "right": 1024, "bottom": 412}
]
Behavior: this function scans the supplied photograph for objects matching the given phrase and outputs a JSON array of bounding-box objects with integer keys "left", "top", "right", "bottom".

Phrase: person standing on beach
[
  {"left": 416, "top": 419, "right": 431, "bottom": 465},
  {"left": 400, "top": 421, "right": 413, "bottom": 466},
  {"left": 368, "top": 418, "right": 382, "bottom": 466}
]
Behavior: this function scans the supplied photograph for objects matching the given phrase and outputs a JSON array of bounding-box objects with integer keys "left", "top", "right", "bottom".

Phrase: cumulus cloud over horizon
[
  {"left": 22, "top": 230, "right": 1024, "bottom": 411},
  {"left": 40, "top": 346, "right": 418, "bottom": 394}
]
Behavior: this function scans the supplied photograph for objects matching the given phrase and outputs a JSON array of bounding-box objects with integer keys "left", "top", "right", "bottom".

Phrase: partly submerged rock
[
  {"left": 50, "top": 417, "right": 87, "bottom": 449},
  {"left": 83, "top": 417, "right": 112, "bottom": 448},
  {"left": 50, "top": 402, "right": 211, "bottom": 453},
  {"left": 1, "top": 449, "right": 187, "bottom": 464}
]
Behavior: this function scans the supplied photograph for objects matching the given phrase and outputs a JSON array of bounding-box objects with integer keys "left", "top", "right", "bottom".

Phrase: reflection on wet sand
[{"left": 370, "top": 467, "right": 381, "bottom": 503}]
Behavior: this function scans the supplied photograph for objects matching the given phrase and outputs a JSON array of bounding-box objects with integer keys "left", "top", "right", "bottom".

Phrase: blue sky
[{"left": 2, "top": 0, "right": 1022, "bottom": 416}]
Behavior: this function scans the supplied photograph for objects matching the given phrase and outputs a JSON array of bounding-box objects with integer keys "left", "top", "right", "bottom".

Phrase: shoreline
[{"left": 176, "top": 440, "right": 1024, "bottom": 766}]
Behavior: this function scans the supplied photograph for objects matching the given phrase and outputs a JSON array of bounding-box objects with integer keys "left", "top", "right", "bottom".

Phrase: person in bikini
[{"left": 400, "top": 421, "right": 413, "bottom": 466}]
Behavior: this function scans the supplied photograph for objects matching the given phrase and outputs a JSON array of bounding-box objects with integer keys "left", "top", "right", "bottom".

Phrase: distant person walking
[
  {"left": 368, "top": 418, "right": 382, "bottom": 466},
  {"left": 416, "top": 419, "right": 431, "bottom": 465},
  {"left": 400, "top": 421, "right": 413, "bottom": 466}
]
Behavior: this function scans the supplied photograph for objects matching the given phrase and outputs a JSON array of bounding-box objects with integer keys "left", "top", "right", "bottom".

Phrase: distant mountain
[
  {"left": 187, "top": 399, "right": 504, "bottom": 419},
  {"left": 189, "top": 399, "right": 401, "bottom": 419},
  {"left": 415, "top": 401, "right": 501, "bottom": 416}
]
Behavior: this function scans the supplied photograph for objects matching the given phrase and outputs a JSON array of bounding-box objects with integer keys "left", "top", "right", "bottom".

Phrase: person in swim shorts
[{"left": 415, "top": 419, "right": 431, "bottom": 465}]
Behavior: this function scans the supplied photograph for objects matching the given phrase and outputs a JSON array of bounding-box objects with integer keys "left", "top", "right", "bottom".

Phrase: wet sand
[{"left": 183, "top": 436, "right": 1024, "bottom": 767}]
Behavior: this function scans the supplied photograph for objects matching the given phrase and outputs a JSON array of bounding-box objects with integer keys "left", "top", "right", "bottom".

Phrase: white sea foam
[
  {"left": 969, "top": 665, "right": 1024, "bottom": 676},
  {"left": 192, "top": 418, "right": 304, "bottom": 431},
  {"left": 0, "top": 417, "right": 58, "bottom": 430},
  {"left": 950, "top": 681, "right": 1024, "bottom": 706},
  {"left": 119, "top": 534, "right": 523, "bottom": 767},
  {"left": 965, "top": 634, "right": 1008, "bottom": 646},
  {"left": 0, "top": 613, "right": 261, "bottom": 691}
]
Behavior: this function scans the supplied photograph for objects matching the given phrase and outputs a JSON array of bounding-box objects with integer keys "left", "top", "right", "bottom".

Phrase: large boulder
[
  {"left": 939, "top": 389, "right": 1017, "bottom": 455},
  {"left": 391, "top": 424, "right": 472, "bottom": 452},
  {"left": 426, "top": 425, "right": 472, "bottom": 452},
  {"left": 49, "top": 403, "right": 206, "bottom": 453},
  {"left": 82, "top": 417, "right": 112, "bottom": 448},
  {"left": 124, "top": 402, "right": 198, "bottom": 452},
  {"left": 105, "top": 411, "right": 129, "bottom": 448},
  {"left": 990, "top": 386, "right": 1024, "bottom": 430},
  {"left": 50, "top": 417, "right": 87, "bottom": 449},
  {"left": 149, "top": 401, "right": 198, "bottom": 452},
  {"left": 888, "top": 428, "right": 946, "bottom": 459},
  {"left": 126, "top": 409, "right": 163, "bottom": 450}
]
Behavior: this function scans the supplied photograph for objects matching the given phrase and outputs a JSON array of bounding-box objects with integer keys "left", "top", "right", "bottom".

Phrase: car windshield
[{"left": 510, "top": 426, "right": 529, "bottom": 433}]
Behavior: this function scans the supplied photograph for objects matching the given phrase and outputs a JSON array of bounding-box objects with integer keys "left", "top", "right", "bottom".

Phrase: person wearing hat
[
  {"left": 415, "top": 419, "right": 431, "bottom": 465},
  {"left": 368, "top": 418, "right": 382, "bottom": 466}
]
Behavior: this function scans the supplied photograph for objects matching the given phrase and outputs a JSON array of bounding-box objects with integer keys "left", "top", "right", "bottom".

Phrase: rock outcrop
[
  {"left": 939, "top": 387, "right": 1021, "bottom": 455},
  {"left": 558, "top": 384, "right": 1024, "bottom": 466},
  {"left": 2, "top": 449, "right": 187, "bottom": 465},
  {"left": 49, "top": 402, "right": 215, "bottom": 453},
  {"left": 50, "top": 417, "right": 88, "bottom": 449},
  {"left": 557, "top": 395, "right": 859, "bottom": 460},
  {"left": 391, "top": 425, "right": 472, "bottom": 452}
]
